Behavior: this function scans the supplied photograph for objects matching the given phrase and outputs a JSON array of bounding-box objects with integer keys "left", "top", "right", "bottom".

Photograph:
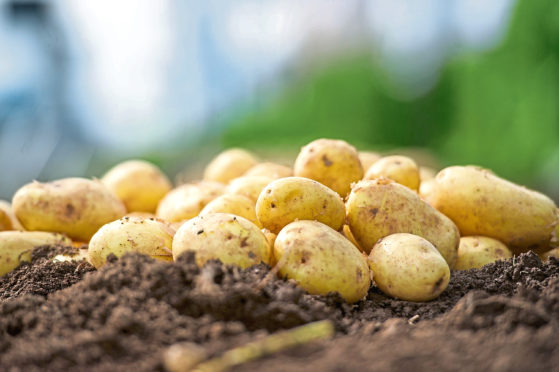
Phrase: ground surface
[{"left": 0, "top": 247, "right": 558, "bottom": 371}]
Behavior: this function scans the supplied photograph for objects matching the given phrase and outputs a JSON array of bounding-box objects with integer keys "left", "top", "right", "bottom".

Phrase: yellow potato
[
  {"left": 12, "top": 178, "right": 126, "bottom": 242},
  {"left": 125, "top": 211, "right": 157, "bottom": 219},
  {"left": 419, "top": 166, "right": 437, "bottom": 181},
  {"left": 426, "top": 166, "right": 558, "bottom": 255},
  {"left": 172, "top": 213, "right": 271, "bottom": 268},
  {"left": 364, "top": 155, "right": 420, "bottom": 191},
  {"left": 419, "top": 178, "right": 436, "bottom": 201},
  {"left": 244, "top": 162, "right": 293, "bottom": 179},
  {"left": 346, "top": 179, "right": 459, "bottom": 267},
  {"left": 262, "top": 228, "right": 278, "bottom": 265},
  {"left": 0, "top": 200, "right": 23, "bottom": 231},
  {"left": 203, "top": 148, "right": 258, "bottom": 184},
  {"left": 274, "top": 220, "right": 370, "bottom": 303},
  {"left": 101, "top": 160, "right": 172, "bottom": 213},
  {"left": 156, "top": 181, "right": 225, "bottom": 223},
  {"left": 368, "top": 233, "right": 450, "bottom": 302},
  {"left": 358, "top": 151, "right": 381, "bottom": 172},
  {"left": 0, "top": 231, "right": 71, "bottom": 276},
  {"left": 256, "top": 177, "right": 345, "bottom": 234},
  {"left": 200, "top": 194, "right": 260, "bottom": 227},
  {"left": 342, "top": 224, "right": 362, "bottom": 251},
  {"left": 540, "top": 247, "right": 559, "bottom": 261},
  {"left": 227, "top": 176, "right": 274, "bottom": 203},
  {"left": 454, "top": 236, "right": 513, "bottom": 270},
  {"left": 294, "top": 139, "right": 363, "bottom": 197},
  {"left": 88, "top": 217, "right": 174, "bottom": 268}
]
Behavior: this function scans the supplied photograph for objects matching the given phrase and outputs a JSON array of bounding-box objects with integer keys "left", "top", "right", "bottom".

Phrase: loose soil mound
[{"left": 0, "top": 248, "right": 557, "bottom": 371}]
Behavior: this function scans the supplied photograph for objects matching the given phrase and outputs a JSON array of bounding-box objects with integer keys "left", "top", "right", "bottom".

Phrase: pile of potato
[{"left": 1, "top": 138, "right": 558, "bottom": 304}]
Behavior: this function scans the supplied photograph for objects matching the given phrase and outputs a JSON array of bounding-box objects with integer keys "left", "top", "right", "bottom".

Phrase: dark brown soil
[{"left": 0, "top": 247, "right": 558, "bottom": 371}]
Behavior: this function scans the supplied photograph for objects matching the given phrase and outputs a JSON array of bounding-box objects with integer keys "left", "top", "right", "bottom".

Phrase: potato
[
  {"left": 368, "top": 233, "right": 450, "bottom": 302},
  {"left": 454, "top": 236, "right": 513, "bottom": 270},
  {"left": 262, "top": 228, "right": 278, "bottom": 265},
  {"left": 256, "top": 177, "right": 345, "bottom": 234},
  {"left": 358, "top": 151, "right": 381, "bottom": 172},
  {"left": 342, "top": 224, "right": 361, "bottom": 250},
  {"left": 203, "top": 148, "right": 258, "bottom": 184},
  {"left": 200, "top": 194, "right": 260, "bottom": 227},
  {"left": 101, "top": 160, "right": 172, "bottom": 213},
  {"left": 12, "top": 178, "right": 126, "bottom": 242},
  {"left": 419, "top": 166, "right": 437, "bottom": 181},
  {"left": 364, "top": 155, "right": 420, "bottom": 191},
  {"left": 346, "top": 179, "right": 459, "bottom": 267},
  {"left": 294, "top": 139, "right": 363, "bottom": 197},
  {"left": 274, "top": 220, "right": 370, "bottom": 303},
  {"left": 540, "top": 247, "right": 559, "bottom": 261},
  {"left": 426, "top": 166, "right": 558, "bottom": 254},
  {"left": 0, "top": 231, "right": 71, "bottom": 276},
  {"left": 88, "top": 216, "right": 174, "bottom": 268},
  {"left": 172, "top": 213, "right": 271, "bottom": 268},
  {"left": 156, "top": 181, "right": 225, "bottom": 223},
  {"left": 419, "top": 178, "right": 435, "bottom": 201},
  {"left": 0, "top": 200, "right": 23, "bottom": 231},
  {"left": 244, "top": 162, "right": 293, "bottom": 179},
  {"left": 227, "top": 176, "right": 274, "bottom": 203}
]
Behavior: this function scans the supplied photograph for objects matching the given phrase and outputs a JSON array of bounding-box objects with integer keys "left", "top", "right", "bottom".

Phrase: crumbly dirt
[{"left": 0, "top": 247, "right": 558, "bottom": 371}]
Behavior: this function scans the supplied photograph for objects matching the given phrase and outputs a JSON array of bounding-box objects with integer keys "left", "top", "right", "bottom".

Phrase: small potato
[
  {"left": 227, "top": 176, "right": 274, "bottom": 203},
  {"left": 294, "top": 139, "right": 363, "bottom": 197},
  {"left": 262, "top": 228, "right": 278, "bottom": 265},
  {"left": 172, "top": 213, "right": 271, "bottom": 268},
  {"left": 368, "top": 233, "right": 450, "bottom": 302},
  {"left": 358, "top": 151, "right": 381, "bottom": 172},
  {"left": 427, "top": 166, "right": 559, "bottom": 254},
  {"left": 203, "top": 148, "right": 258, "bottom": 184},
  {"left": 200, "top": 194, "right": 260, "bottom": 227},
  {"left": 256, "top": 177, "right": 345, "bottom": 234},
  {"left": 364, "top": 155, "right": 420, "bottom": 191},
  {"left": 419, "top": 178, "right": 436, "bottom": 201},
  {"left": 244, "top": 162, "right": 293, "bottom": 179},
  {"left": 88, "top": 217, "right": 174, "bottom": 268},
  {"left": 342, "top": 224, "right": 361, "bottom": 251},
  {"left": 12, "top": 178, "right": 126, "bottom": 242},
  {"left": 0, "top": 200, "right": 23, "bottom": 231},
  {"left": 419, "top": 166, "right": 437, "bottom": 181},
  {"left": 346, "top": 179, "right": 459, "bottom": 266},
  {"left": 454, "top": 236, "right": 513, "bottom": 270},
  {"left": 101, "top": 160, "right": 172, "bottom": 213},
  {"left": 0, "top": 231, "right": 71, "bottom": 276},
  {"left": 156, "top": 181, "right": 225, "bottom": 223},
  {"left": 274, "top": 220, "right": 370, "bottom": 303}
]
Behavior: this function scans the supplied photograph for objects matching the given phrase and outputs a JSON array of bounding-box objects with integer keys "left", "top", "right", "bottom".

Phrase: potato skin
[
  {"left": 454, "top": 236, "right": 513, "bottom": 270},
  {"left": 244, "top": 162, "right": 293, "bottom": 179},
  {"left": 368, "top": 233, "right": 450, "bottom": 302},
  {"left": 0, "top": 231, "right": 71, "bottom": 276},
  {"left": 274, "top": 220, "right": 370, "bottom": 303},
  {"left": 12, "top": 178, "right": 126, "bottom": 242},
  {"left": 256, "top": 177, "right": 345, "bottom": 234},
  {"left": 364, "top": 155, "right": 420, "bottom": 191},
  {"left": 203, "top": 148, "right": 258, "bottom": 184},
  {"left": 172, "top": 213, "right": 271, "bottom": 268},
  {"left": 0, "top": 200, "right": 23, "bottom": 231},
  {"left": 227, "top": 176, "right": 274, "bottom": 203},
  {"left": 294, "top": 139, "right": 363, "bottom": 197},
  {"left": 427, "top": 166, "right": 558, "bottom": 254},
  {"left": 101, "top": 160, "right": 172, "bottom": 213},
  {"left": 346, "top": 179, "right": 459, "bottom": 267},
  {"left": 200, "top": 194, "right": 260, "bottom": 227},
  {"left": 358, "top": 151, "right": 381, "bottom": 172},
  {"left": 88, "top": 217, "right": 174, "bottom": 268}
]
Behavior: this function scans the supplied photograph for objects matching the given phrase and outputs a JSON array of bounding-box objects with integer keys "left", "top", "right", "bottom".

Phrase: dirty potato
[
  {"left": 156, "top": 181, "right": 225, "bottom": 223},
  {"left": 358, "top": 151, "right": 381, "bottom": 172},
  {"left": 453, "top": 236, "right": 513, "bottom": 270},
  {"left": 203, "top": 148, "right": 258, "bottom": 184},
  {"left": 256, "top": 177, "right": 345, "bottom": 234},
  {"left": 88, "top": 217, "right": 175, "bottom": 268},
  {"left": 274, "top": 220, "right": 370, "bottom": 303},
  {"left": 346, "top": 179, "right": 459, "bottom": 267},
  {"left": 172, "top": 213, "right": 271, "bottom": 268},
  {"left": 12, "top": 178, "right": 126, "bottom": 242},
  {"left": 364, "top": 155, "right": 420, "bottom": 191},
  {"left": 426, "top": 166, "right": 559, "bottom": 254},
  {"left": 199, "top": 194, "right": 260, "bottom": 227},
  {"left": 294, "top": 139, "right": 363, "bottom": 197},
  {"left": 227, "top": 176, "right": 274, "bottom": 203},
  {"left": 244, "top": 162, "right": 293, "bottom": 179},
  {"left": 368, "top": 233, "right": 450, "bottom": 302},
  {"left": 101, "top": 160, "right": 172, "bottom": 213}
]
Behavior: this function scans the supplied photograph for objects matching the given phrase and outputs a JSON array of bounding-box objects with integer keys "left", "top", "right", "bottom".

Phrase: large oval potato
[
  {"left": 368, "top": 233, "right": 450, "bottom": 302},
  {"left": 454, "top": 236, "right": 513, "bottom": 270},
  {"left": 364, "top": 155, "right": 420, "bottom": 191},
  {"left": 199, "top": 194, "right": 260, "bottom": 227},
  {"left": 172, "top": 213, "right": 271, "bottom": 268},
  {"left": 156, "top": 181, "right": 225, "bottom": 223},
  {"left": 244, "top": 162, "right": 293, "bottom": 179},
  {"left": 294, "top": 139, "right": 363, "bottom": 197},
  {"left": 256, "top": 177, "right": 345, "bottom": 234},
  {"left": 426, "top": 166, "right": 558, "bottom": 254},
  {"left": 0, "top": 231, "right": 71, "bottom": 276},
  {"left": 203, "top": 148, "right": 258, "bottom": 184},
  {"left": 346, "top": 179, "right": 459, "bottom": 267},
  {"left": 274, "top": 220, "right": 370, "bottom": 303},
  {"left": 88, "top": 217, "right": 175, "bottom": 268},
  {"left": 227, "top": 176, "right": 274, "bottom": 203},
  {"left": 101, "top": 160, "right": 172, "bottom": 213},
  {"left": 12, "top": 178, "right": 126, "bottom": 242}
]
